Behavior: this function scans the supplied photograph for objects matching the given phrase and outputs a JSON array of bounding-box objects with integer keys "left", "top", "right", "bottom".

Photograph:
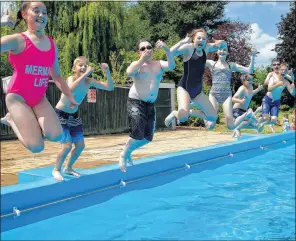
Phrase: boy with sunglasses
[
  {"left": 257, "top": 61, "right": 295, "bottom": 132},
  {"left": 119, "top": 40, "right": 175, "bottom": 172},
  {"left": 231, "top": 74, "right": 263, "bottom": 137}
]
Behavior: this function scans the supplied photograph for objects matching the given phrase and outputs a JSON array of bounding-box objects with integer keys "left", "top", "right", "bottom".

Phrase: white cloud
[{"left": 250, "top": 23, "right": 279, "bottom": 66}]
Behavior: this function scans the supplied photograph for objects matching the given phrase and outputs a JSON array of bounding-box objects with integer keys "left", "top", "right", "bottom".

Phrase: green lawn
[{"left": 212, "top": 110, "right": 295, "bottom": 134}]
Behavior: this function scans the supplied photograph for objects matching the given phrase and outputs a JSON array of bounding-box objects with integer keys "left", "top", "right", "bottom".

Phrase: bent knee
[
  {"left": 270, "top": 117, "right": 277, "bottom": 124},
  {"left": 26, "top": 142, "right": 45, "bottom": 153},
  {"left": 45, "top": 131, "right": 63, "bottom": 142},
  {"left": 207, "top": 113, "right": 218, "bottom": 122},
  {"left": 63, "top": 143, "right": 73, "bottom": 152},
  {"left": 206, "top": 121, "right": 216, "bottom": 130},
  {"left": 226, "top": 124, "right": 236, "bottom": 130},
  {"left": 74, "top": 143, "right": 85, "bottom": 151},
  {"left": 178, "top": 109, "right": 189, "bottom": 122}
]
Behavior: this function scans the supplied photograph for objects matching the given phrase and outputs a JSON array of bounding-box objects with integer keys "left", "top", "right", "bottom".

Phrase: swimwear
[
  {"left": 127, "top": 98, "right": 156, "bottom": 141},
  {"left": 178, "top": 49, "right": 206, "bottom": 99},
  {"left": 55, "top": 108, "right": 84, "bottom": 144},
  {"left": 7, "top": 33, "right": 56, "bottom": 107},
  {"left": 262, "top": 95, "right": 280, "bottom": 117},
  {"left": 209, "top": 62, "right": 232, "bottom": 103}
]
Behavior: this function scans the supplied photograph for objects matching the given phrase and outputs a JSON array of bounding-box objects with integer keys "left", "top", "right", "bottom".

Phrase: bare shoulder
[
  {"left": 183, "top": 45, "right": 195, "bottom": 61},
  {"left": 237, "top": 86, "right": 245, "bottom": 94},
  {"left": 152, "top": 60, "right": 163, "bottom": 66},
  {"left": 5, "top": 32, "right": 24, "bottom": 45},
  {"left": 128, "top": 61, "right": 138, "bottom": 67},
  {"left": 85, "top": 77, "right": 94, "bottom": 85}
]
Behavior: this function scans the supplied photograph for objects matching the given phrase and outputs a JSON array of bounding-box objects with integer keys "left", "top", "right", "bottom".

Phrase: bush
[
  {"left": 280, "top": 104, "right": 290, "bottom": 111},
  {"left": 248, "top": 101, "right": 257, "bottom": 111},
  {"left": 188, "top": 116, "right": 205, "bottom": 127}
]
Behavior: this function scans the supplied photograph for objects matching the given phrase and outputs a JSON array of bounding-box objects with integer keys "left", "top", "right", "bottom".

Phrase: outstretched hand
[
  {"left": 155, "top": 40, "right": 169, "bottom": 51},
  {"left": 181, "top": 34, "right": 192, "bottom": 44},
  {"left": 1, "top": 9, "right": 16, "bottom": 28},
  {"left": 99, "top": 63, "right": 110, "bottom": 72},
  {"left": 257, "top": 84, "right": 264, "bottom": 91},
  {"left": 251, "top": 47, "right": 259, "bottom": 56}
]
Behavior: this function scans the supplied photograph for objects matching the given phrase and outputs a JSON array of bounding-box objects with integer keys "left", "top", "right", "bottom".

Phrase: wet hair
[
  {"left": 188, "top": 28, "right": 207, "bottom": 41},
  {"left": 73, "top": 56, "right": 89, "bottom": 68},
  {"left": 13, "top": 2, "right": 31, "bottom": 30},
  {"left": 241, "top": 74, "right": 253, "bottom": 83},
  {"left": 137, "top": 39, "right": 151, "bottom": 50}
]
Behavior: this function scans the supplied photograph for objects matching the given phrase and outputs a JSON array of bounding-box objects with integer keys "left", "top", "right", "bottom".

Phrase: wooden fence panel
[{"left": 0, "top": 84, "right": 172, "bottom": 140}]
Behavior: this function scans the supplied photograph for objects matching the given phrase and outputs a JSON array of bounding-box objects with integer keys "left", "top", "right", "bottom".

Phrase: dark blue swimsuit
[{"left": 178, "top": 49, "right": 206, "bottom": 99}]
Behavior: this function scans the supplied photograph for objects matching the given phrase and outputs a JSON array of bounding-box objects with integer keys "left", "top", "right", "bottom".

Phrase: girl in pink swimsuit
[{"left": 1, "top": 2, "right": 78, "bottom": 153}]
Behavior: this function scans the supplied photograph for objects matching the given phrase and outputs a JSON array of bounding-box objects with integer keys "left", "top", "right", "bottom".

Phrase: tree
[
  {"left": 134, "top": 1, "right": 227, "bottom": 43},
  {"left": 1, "top": 2, "right": 125, "bottom": 78},
  {"left": 44, "top": 2, "right": 125, "bottom": 76},
  {"left": 274, "top": 2, "right": 296, "bottom": 70}
]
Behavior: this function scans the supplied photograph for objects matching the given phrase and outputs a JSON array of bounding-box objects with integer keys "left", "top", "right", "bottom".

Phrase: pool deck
[
  {"left": 0, "top": 131, "right": 294, "bottom": 233},
  {"left": 1, "top": 127, "right": 235, "bottom": 187}
]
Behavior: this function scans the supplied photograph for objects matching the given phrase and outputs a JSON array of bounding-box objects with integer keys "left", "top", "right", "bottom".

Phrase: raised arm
[
  {"left": 284, "top": 70, "right": 295, "bottom": 83},
  {"left": 284, "top": 80, "right": 295, "bottom": 96},
  {"left": 231, "top": 48, "right": 257, "bottom": 74},
  {"left": 264, "top": 72, "right": 273, "bottom": 86},
  {"left": 90, "top": 63, "right": 114, "bottom": 91},
  {"left": 1, "top": 33, "right": 20, "bottom": 53},
  {"left": 170, "top": 36, "right": 193, "bottom": 57},
  {"left": 156, "top": 40, "right": 175, "bottom": 71},
  {"left": 68, "top": 66, "right": 94, "bottom": 90},
  {"left": 0, "top": 9, "right": 16, "bottom": 28},
  {"left": 50, "top": 43, "right": 78, "bottom": 107},
  {"left": 205, "top": 40, "right": 227, "bottom": 55},
  {"left": 0, "top": 10, "right": 19, "bottom": 53},
  {"left": 126, "top": 49, "right": 152, "bottom": 77},
  {"left": 232, "top": 86, "right": 246, "bottom": 104},
  {"left": 252, "top": 84, "right": 264, "bottom": 95}
]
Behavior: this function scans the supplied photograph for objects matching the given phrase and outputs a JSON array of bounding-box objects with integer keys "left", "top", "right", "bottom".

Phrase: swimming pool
[{"left": 1, "top": 132, "right": 295, "bottom": 240}]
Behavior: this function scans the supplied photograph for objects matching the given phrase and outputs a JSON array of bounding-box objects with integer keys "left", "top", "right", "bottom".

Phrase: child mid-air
[{"left": 52, "top": 56, "right": 114, "bottom": 181}]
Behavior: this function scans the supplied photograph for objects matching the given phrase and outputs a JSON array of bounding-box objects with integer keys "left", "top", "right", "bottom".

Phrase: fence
[{"left": 0, "top": 79, "right": 175, "bottom": 140}]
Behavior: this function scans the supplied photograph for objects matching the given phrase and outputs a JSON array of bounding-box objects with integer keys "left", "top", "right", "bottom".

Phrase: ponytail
[
  {"left": 13, "top": 2, "right": 31, "bottom": 30},
  {"left": 13, "top": 10, "right": 23, "bottom": 30}
]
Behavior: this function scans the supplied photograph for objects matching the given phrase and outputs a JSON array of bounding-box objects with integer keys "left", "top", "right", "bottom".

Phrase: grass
[{"left": 211, "top": 110, "right": 295, "bottom": 134}]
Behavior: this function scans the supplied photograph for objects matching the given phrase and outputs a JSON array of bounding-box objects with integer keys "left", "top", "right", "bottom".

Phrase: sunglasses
[
  {"left": 139, "top": 45, "right": 153, "bottom": 52},
  {"left": 272, "top": 63, "right": 281, "bottom": 66}
]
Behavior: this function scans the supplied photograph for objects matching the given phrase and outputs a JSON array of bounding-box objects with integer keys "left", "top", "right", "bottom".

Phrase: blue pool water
[{"left": 2, "top": 140, "right": 295, "bottom": 240}]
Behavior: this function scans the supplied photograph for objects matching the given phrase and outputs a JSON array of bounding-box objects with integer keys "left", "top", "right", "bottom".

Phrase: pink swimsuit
[{"left": 7, "top": 33, "right": 56, "bottom": 107}]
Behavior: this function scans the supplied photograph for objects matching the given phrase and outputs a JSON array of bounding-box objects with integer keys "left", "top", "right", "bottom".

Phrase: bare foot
[
  {"left": 127, "top": 155, "right": 134, "bottom": 166},
  {"left": 52, "top": 169, "right": 64, "bottom": 182},
  {"left": 232, "top": 129, "right": 241, "bottom": 138},
  {"left": 164, "top": 113, "right": 175, "bottom": 127},
  {"left": 257, "top": 123, "right": 265, "bottom": 133},
  {"left": 205, "top": 120, "right": 215, "bottom": 130},
  {"left": 119, "top": 153, "right": 127, "bottom": 172},
  {"left": 63, "top": 167, "right": 81, "bottom": 177},
  {"left": 1, "top": 113, "right": 11, "bottom": 126},
  {"left": 235, "top": 129, "right": 242, "bottom": 138}
]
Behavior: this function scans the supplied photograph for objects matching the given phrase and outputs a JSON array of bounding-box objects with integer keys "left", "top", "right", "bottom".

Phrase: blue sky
[
  {"left": 224, "top": 1, "right": 292, "bottom": 66},
  {"left": 1, "top": 1, "right": 292, "bottom": 66}
]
